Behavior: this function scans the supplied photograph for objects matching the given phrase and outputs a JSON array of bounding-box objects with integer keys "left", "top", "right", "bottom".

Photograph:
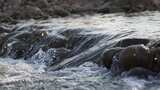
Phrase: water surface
[{"left": 1, "top": 11, "right": 160, "bottom": 90}]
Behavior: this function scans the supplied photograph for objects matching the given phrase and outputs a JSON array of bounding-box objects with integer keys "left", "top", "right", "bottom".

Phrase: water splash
[{"left": 1, "top": 11, "right": 160, "bottom": 90}]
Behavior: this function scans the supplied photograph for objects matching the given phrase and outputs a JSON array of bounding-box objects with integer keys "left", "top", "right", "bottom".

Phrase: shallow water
[{"left": 1, "top": 11, "right": 160, "bottom": 90}]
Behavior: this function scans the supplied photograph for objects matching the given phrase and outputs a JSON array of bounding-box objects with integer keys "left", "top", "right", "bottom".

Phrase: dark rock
[
  {"left": 149, "top": 47, "right": 160, "bottom": 73},
  {"left": 101, "top": 47, "right": 124, "bottom": 69},
  {"left": 14, "top": 30, "right": 48, "bottom": 44},
  {"left": 103, "top": 44, "right": 160, "bottom": 75},
  {"left": 43, "top": 35, "right": 67, "bottom": 49},
  {"left": 118, "top": 45, "right": 151, "bottom": 71},
  {"left": 108, "top": 45, "right": 152, "bottom": 75},
  {"left": 115, "top": 38, "right": 150, "bottom": 47},
  {"left": 9, "top": 41, "right": 30, "bottom": 59},
  {"left": 8, "top": 30, "right": 48, "bottom": 59}
]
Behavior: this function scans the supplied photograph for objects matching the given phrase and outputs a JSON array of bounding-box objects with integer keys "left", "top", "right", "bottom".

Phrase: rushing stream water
[{"left": 1, "top": 11, "right": 160, "bottom": 90}]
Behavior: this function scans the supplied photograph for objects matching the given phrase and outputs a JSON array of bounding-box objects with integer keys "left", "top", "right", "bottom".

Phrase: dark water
[{"left": 0, "top": 11, "right": 160, "bottom": 90}]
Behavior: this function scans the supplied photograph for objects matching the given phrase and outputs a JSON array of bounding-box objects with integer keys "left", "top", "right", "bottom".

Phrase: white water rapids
[{"left": 1, "top": 11, "right": 160, "bottom": 90}]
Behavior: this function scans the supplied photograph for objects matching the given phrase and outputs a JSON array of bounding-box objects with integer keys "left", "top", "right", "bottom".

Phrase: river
[{"left": 0, "top": 11, "right": 160, "bottom": 90}]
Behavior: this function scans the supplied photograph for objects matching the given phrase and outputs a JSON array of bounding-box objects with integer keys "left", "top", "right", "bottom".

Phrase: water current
[{"left": 1, "top": 11, "right": 160, "bottom": 90}]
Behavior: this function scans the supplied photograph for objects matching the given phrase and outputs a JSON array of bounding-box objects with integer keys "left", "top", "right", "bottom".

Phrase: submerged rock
[
  {"left": 6, "top": 29, "right": 70, "bottom": 61},
  {"left": 14, "top": 30, "right": 48, "bottom": 43},
  {"left": 9, "top": 41, "right": 30, "bottom": 59}
]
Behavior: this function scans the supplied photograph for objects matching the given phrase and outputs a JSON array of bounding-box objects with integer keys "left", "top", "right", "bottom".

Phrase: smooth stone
[
  {"left": 149, "top": 47, "right": 160, "bottom": 73},
  {"left": 118, "top": 45, "right": 151, "bottom": 71}
]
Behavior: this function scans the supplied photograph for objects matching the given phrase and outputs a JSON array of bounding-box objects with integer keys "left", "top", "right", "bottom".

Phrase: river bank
[{"left": 0, "top": 0, "right": 160, "bottom": 23}]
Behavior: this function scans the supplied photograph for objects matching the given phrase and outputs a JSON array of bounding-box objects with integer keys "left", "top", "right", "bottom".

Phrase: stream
[{"left": 0, "top": 11, "right": 160, "bottom": 90}]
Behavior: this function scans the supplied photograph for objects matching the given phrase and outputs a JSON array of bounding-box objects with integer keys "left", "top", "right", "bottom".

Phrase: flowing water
[{"left": 1, "top": 11, "right": 160, "bottom": 90}]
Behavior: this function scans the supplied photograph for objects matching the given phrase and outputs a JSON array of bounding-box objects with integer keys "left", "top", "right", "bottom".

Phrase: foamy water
[{"left": 1, "top": 11, "right": 160, "bottom": 90}]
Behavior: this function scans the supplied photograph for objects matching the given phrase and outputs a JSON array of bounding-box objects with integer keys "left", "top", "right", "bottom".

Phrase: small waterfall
[{"left": 0, "top": 11, "right": 160, "bottom": 90}]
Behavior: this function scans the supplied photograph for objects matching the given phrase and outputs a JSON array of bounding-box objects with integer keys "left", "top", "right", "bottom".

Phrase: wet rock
[
  {"left": 103, "top": 44, "right": 160, "bottom": 76},
  {"left": 149, "top": 47, "right": 160, "bottom": 73},
  {"left": 118, "top": 45, "right": 151, "bottom": 71},
  {"left": 14, "top": 30, "right": 48, "bottom": 44},
  {"left": 115, "top": 38, "right": 150, "bottom": 47},
  {"left": 9, "top": 41, "right": 30, "bottom": 59},
  {"left": 43, "top": 35, "right": 67, "bottom": 49},
  {"left": 24, "top": 34, "right": 68, "bottom": 60},
  {"left": 101, "top": 47, "right": 124, "bottom": 69},
  {"left": 108, "top": 45, "right": 152, "bottom": 75},
  {"left": 8, "top": 29, "right": 69, "bottom": 60},
  {"left": 8, "top": 30, "right": 48, "bottom": 59},
  {"left": 60, "top": 29, "right": 82, "bottom": 50}
]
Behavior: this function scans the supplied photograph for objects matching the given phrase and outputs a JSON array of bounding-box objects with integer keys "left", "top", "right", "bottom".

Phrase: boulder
[
  {"left": 118, "top": 45, "right": 151, "bottom": 71},
  {"left": 43, "top": 35, "right": 67, "bottom": 49},
  {"left": 149, "top": 47, "right": 160, "bottom": 72}
]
